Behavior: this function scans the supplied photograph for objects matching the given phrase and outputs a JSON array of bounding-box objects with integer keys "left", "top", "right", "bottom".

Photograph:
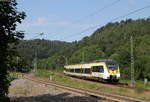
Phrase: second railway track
[{"left": 22, "top": 74, "right": 148, "bottom": 102}]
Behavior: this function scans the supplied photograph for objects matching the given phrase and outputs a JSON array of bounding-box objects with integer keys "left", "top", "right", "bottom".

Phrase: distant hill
[
  {"left": 16, "top": 39, "right": 72, "bottom": 71},
  {"left": 17, "top": 39, "right": 71, "bottom": 60},
  {"left": 17, "top": 18, "right": 150, "bottom": 80}
]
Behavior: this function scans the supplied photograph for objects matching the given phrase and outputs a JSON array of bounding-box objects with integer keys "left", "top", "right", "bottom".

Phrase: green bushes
[
  {"left": 33, "top": 69, "right": 150, "bottom": 100},
  {"left": 17, "top": 18, "right": 150, "bottom": 80}
]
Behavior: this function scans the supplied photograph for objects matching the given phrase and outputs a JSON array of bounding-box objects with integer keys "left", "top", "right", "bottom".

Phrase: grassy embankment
[
  {"left": 9, "top": 72, "right": 19, "bottom": 82},
  {"left": 34, "top": 69, "right": 150, "bottom": 100},
  {"left": 119, "top": 80, "right": 150, "bottom": 90}
]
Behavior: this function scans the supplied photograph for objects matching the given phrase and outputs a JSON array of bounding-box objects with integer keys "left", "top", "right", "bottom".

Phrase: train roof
[{"left": 65, "top": 59, "right": 117, "bottom": 66}]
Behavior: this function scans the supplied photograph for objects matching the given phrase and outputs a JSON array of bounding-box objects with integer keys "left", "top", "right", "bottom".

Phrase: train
[{"left": 64, "top": 59, "right": 120, "bottom": 83}]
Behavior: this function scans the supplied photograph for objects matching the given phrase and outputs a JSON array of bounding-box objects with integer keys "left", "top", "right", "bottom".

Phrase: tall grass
[
  {"left": 119, "top": 80, "right": 150, "bottom": 89},
  {"left": 34, "top": 69, "right": 150, "bottom": 100}
]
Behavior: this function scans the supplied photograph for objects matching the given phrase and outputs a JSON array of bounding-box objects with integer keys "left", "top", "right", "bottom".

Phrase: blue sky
[{"left": 17, "top": 0, "right": 150, "bottom": 42}]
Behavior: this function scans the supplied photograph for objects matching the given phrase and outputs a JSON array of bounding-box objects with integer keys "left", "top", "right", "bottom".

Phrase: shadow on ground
[{"left": 11, "top": 92, "right": 102, "bottom": 102}]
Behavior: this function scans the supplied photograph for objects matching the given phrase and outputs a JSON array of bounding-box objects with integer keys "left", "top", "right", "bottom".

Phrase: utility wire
[
  {"left": 71, "top": 0, "right": 121, "bottom": 24},
  {"left": 30, "top": 32, "right": 45, "bottom": 40},
  {"left": 48, "top": 0, "right": 121, "bottom": 39},
  {"left": 59, "top": 4, "right": 150, "bottom": 41}
]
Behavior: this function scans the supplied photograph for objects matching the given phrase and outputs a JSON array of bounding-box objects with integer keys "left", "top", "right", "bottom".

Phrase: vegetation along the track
[
  {"left": 34, "top": 69, "right": 150, "bottom": 101},
  {"left": 16, "top": 18, "right": 150, "bottom": 81}
]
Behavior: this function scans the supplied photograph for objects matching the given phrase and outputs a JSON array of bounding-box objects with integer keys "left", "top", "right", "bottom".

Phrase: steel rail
[
  {"left": 22, "top": 74, "right": 148, "bottom": 102},
  {"left": 50, "top": 71, "right": 150, "bottom": 92}
]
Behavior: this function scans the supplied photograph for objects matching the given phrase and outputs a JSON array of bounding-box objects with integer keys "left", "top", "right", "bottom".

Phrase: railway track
[
  {"left": 21, "top": 74, "right": 147, "bottom": 102},
  {"left": 49, "top": 71, "right": 150, "bottom": 92},
  {"left": 85, "top": 78, "right": 150, "bottom": 93}
]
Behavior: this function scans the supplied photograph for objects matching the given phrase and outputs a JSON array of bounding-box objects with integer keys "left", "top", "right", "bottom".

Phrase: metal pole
[
  {"left": 131, "top": 36, "right": 135, "bottom": 87},
  {"left": 65, "top": 57, "right": 68, "bottom": 65},
  {"left": 16, "top": 56, "right": 19, "bottom": 72},
  {"left": 34, "top": 51, "right": 37, "bottom": 71},
  {"left": 82, "top": 51, "right": 85, "bottom": 62},
  {"left": 32, "top": 33, "right": 44, "bottom": 72}
]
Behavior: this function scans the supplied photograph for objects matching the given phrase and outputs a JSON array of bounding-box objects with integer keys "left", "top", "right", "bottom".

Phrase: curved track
[
  {"left": 21, "top": 74, "right": 148, "bottom": 102},
  {"left": 49, "top": 71, "right": 150, "bottom": 92}
]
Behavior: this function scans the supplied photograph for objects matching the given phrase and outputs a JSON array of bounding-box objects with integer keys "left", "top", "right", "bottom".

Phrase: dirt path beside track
[{"left": 9, "top": 78, "right": 105, "bottom": 102}]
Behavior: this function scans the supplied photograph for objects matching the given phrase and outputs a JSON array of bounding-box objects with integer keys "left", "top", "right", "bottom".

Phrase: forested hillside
[
  {"left": 15, "top": 39, "right": 72, "bottom": 72},
  {"left": 16, "top": 18, "right": 150, "bottom": 80}
]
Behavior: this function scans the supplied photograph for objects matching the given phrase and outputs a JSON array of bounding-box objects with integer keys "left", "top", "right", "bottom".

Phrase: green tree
[
  {"left": 0, "top": 0, "right": 26, "bottom": 101},
  {"left": 70, "top": 45, "right": 105, "bottom": 63},
  {"left": 17, "top": 17, "right": 150, "bottom": 80}
]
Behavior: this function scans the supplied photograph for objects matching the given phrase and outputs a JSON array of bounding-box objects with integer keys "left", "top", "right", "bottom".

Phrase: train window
[
  {"left": 84, "top": 68, "right": 91, "bottom": 74},
  {"left": 81, "top": 69, "right": 84, "bottom": 73},
  {"left": 65, "top": 68, "right": 68, "bottom": 72},
  {"left": 82, "top": 68, "right": 85, "bottom": 73},
  {"left": 108, "top": 66, "right": 117, "bottom": 70},
  {"left": 92, "top": 66, "right": 104, "bottom": 73},
  {"left": 64, "top": 68, "right": 66, "bottom": 71},
  {"left": 107, "top": 61, "right": 118, "bottom": 70},
  {"left": 75, "top": 69, "right": 77, "bottom": 73},
  {"left": 68, "top": 69, "right": 70, "bottom": 72},
  {"left": 78, "top": 69, "right": 81, "bottom": 73},
  {"left": 106, "top": 61, "right": 117, "bottom": 66},
  {"left": 75, "top": 69, "right": 81, "bottom": 73},
  {"left": 71, "top": 69, "right": 74, "bottom": 72},
  {"left": 77, "top": 69, "right": 78, "bottom": 73},
  {"left": 99, "top": 66, "right": 104, "bottom": 73}
]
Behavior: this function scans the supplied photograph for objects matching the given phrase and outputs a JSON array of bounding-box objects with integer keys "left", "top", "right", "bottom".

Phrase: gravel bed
[{"left": 9, "top": 78, "right": 107, "bottom": 102}]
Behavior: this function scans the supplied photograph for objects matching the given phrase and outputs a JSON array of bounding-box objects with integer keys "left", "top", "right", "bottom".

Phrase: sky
[{"left": 16, "top": 0, "right": 150, "bottom": 42}]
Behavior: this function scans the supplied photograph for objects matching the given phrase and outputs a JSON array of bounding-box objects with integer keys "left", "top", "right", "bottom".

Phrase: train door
[{"left": 92, "top": 65, "right": 104, "bottom": 79}]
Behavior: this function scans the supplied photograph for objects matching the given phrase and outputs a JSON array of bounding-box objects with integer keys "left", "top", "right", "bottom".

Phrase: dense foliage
[
  {"left": 0, "top": 0, "right": 26, "bottom": 101},
  {"left": 15, "top": 39, "right": 72, "bottom": 72},
  {"left": 16, "top": 18, "right": 150, "bottom": 80}
]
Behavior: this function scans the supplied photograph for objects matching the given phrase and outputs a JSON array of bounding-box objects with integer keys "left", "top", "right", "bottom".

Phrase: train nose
[
  {"left": 109, "top": 75, "right": 119, "bottom": 83},
  {"left": 109, "top": 70, "right": 117, "bottom": 74},
  {"left": 110, "top": 75, "right": 117, "bottom": 80}
]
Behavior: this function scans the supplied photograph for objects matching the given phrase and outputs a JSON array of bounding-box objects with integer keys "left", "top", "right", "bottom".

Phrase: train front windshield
[{"left": 106, "top": 61, "right": 118, "bottom": 71}]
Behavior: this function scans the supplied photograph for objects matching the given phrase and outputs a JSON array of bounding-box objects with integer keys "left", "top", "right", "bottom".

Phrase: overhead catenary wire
[
  {"left": 45, "top": 0, "right": 121, "bottom": 39},
  {"left": 30, "top": 32, "right": 45, "bottom": 40},
  {"left": 71, "top": 0, "right": 121, "bottom": 24},
  {"left": 59, "top": 4, "right": 150, "bottom": 41}
]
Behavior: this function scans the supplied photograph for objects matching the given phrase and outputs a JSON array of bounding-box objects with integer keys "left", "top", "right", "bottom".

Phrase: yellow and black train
[{"left": 64, "top": 59, "right": 120, "bottom": 83}]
